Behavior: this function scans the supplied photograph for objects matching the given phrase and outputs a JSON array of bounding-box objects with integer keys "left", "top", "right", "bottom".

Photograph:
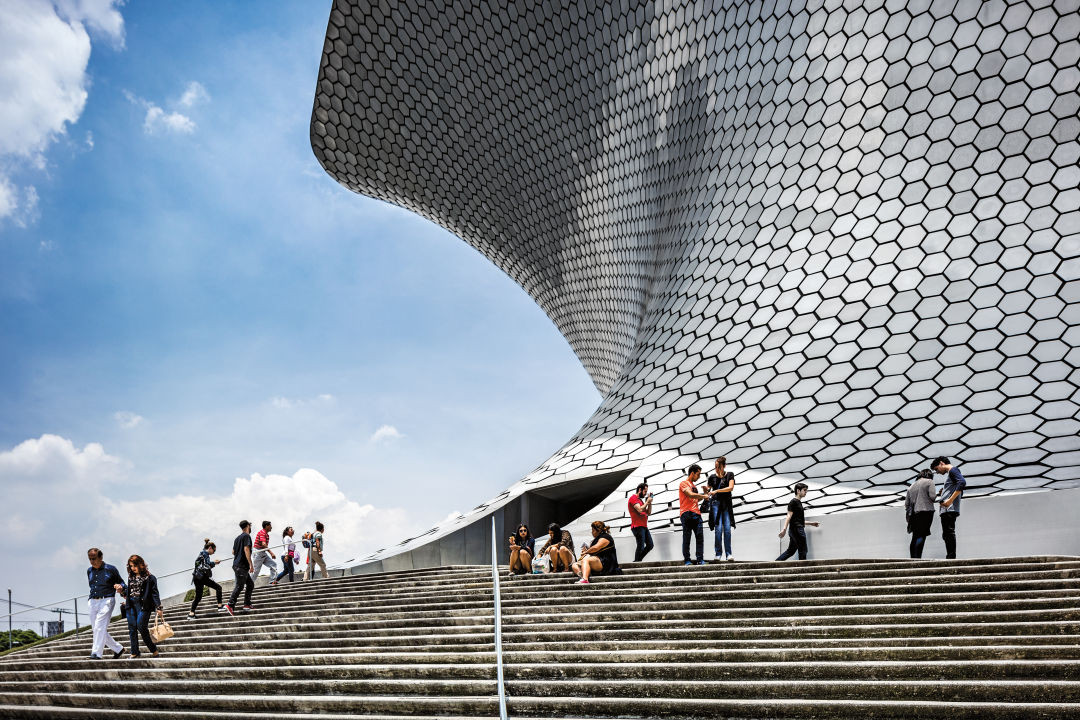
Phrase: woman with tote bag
[{"left": 116, "top": 554, "right": 170, "bottom": 657}]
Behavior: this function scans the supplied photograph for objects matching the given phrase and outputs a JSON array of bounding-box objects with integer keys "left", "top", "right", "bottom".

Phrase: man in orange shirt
[{"left": 679, "top": 465, "right": 714, "bottom": 565}]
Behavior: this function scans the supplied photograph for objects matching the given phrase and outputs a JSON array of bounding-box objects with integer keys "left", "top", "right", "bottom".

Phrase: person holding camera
[
  {"left": 508, "top": 524, "right": 535, "bottom": 574},
  {"left": 628, "top": 482, "right": 654, "bottom": 561}
]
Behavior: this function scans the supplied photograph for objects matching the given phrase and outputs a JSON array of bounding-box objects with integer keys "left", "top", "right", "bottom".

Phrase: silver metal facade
[{"left": 311, "top": 0, "right": 1080, "bottom": 566}]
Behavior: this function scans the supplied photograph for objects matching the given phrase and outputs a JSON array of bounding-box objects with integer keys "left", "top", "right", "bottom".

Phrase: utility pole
[
  {"left": 73, "top": 598, "right": 79, "bottom": 633},
  {"left": 7, "top": 589, "right": 11, "bottom": 650}
]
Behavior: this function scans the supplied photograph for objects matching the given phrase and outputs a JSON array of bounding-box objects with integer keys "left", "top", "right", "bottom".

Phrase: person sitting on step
[
  {"left": 508, "top": 523, "right": 535, "bottom": 575},
  {"left": 572, "top": 520, "right": 622, "bottom": 584},
  {"left": 536, "top": 522, "right": 575, "bottom": 573}
]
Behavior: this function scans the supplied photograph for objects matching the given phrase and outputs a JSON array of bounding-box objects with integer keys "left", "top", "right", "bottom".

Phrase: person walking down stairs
[
  {"left": 189, "top": 539, "right": 226, "bottom": 618},
  {"left": 119, "top": 554, "right": 163, "bottom": 658},
  {"left": 226, "top": 520, "right": 255, "bottom": 614},
  {"left": 777, "top": 483, "right": 820, "bottom": 561},
  {"left": 85, "top": 547, "right": 126, "bottom": 660}
]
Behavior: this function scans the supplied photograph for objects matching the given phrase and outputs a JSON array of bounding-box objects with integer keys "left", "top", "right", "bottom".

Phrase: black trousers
[
  {"left": 909, "top": 511, "right": 934, "bottom": 558},
  {"left": 191, "top": 578, "right": 222, "bottom": 612},
  {"left": 228, "top": 568, "right": 254, "bottom": 608},
  {"left": 631, "top": 526, "right": 654, "bottom": 562},
  {"left": 777, "top": 525, "right": 808, "bottom": 561},
  {"left": 680, "top": 511, "right": 704, "bottom": 563},
  {"left": 940, "top": 513, "right": 958, "bottom": 559}
]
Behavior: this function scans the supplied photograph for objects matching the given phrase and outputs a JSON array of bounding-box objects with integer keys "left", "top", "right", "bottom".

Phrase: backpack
[
  {"left": 301, "top": 531, "right": 313, "bottom": 549},
  {"left": 193, "top": 552, "right": 213, "bottom": 581}
]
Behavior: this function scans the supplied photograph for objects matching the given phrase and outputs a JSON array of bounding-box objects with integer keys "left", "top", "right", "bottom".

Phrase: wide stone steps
[{"left": 0, "top": 557, "right": 1078, "bottom": 718}]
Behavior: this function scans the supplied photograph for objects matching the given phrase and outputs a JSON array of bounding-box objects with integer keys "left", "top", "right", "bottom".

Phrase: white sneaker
[{"left": 726, "top": 555, "right": 735, "bottom": 562}]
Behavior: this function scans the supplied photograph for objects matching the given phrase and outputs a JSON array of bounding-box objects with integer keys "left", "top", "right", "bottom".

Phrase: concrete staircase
[{"left": 1, "top": 556, "right": 1078, "bottom": 718}]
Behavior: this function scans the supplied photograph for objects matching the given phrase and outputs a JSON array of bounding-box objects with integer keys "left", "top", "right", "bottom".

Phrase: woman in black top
[
  {"left": 508, "top": 524, "right": 535, "bottom": 575},
  {"left": 572, "top": 521, "right": 621, "bottom": 584},
  {"left": 119, "top": 554, "right": 163, "bottom": 658},
  {"left": 706, "top": 457, "right": 737, "bottom": 561},
  {"left": 189, "top": 539, "right": 225, "bottom": 618}
]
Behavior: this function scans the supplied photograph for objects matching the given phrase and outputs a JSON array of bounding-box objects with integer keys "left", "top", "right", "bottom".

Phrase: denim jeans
[
  {"left": 228, "top": 567, "right": 254, "bottom": 608},
  {"left": 126, "top": 606, "right": 157, "bottom": 655},
  {"left": 680, "top": 511, "right": 704, "bottom": 563},
  {"left": 776, "top": 524, "right": 807, "bottom": 561},
  {"left": 274, "top": 555, "right": 295, "bottom": 583},
  {"left": 940, "top": 513, "right": 958, "bottom": 559},
  {"left": 631, "top": 526, "right": 654, "bottom": 562},
  {"left": 713, "top": 509, "right": 733, "bottom": 558},
  {"left": 910, "top": 534, "right": 927, "bottom": 558}
]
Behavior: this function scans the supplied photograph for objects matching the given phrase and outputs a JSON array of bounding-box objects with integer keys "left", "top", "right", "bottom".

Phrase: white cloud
[
  {"left": 125, "top": 80, "right": 208, "bottom": 136},
  {"left": 0, "top": 434, "right": 122, "bottom": 482},
  {"left": 142, "top": 104, "right": 195, "bottom": 134},
  {"left": 269, "top": 393, "right": 336, "bottom": 410},
  {"left": 2, "top": 434, "right": 419, "bottom": 609},
  {"left": 54, "top": 0, "right": 126, "bottom": 47},
  {"left": 0, "top": 0, "right": 124, "bottom": 223},
  {"left": 1, "top": 434, "right": 126, "bottom": 540},
  {"left": 178, "top": 80, "right": 209, "bottom": 108},
  {"left": 113, "top": 410, "right": 144, "bottom": 429},
  {"left": 369, "top": 424, "right": 404, "bottom": 444}
]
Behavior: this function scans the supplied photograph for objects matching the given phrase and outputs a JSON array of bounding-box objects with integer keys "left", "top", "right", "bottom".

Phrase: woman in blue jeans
[
  {"left": 706, "top": 457, "right": 736, "bottom": 561},
  {"left": 118, "top": 554, "right": 162, "bottom": 658},
  {"left": 272, "top": 526, "right": 298, "bottom": 585}
]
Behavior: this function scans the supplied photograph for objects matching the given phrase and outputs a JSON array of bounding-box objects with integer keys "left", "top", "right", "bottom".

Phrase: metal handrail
[
  {"left": 490, "top": 516, "right": 508, "bottom": 720},
  {"left": 1, "top": 540, "right": 297, "bottom": 623}
]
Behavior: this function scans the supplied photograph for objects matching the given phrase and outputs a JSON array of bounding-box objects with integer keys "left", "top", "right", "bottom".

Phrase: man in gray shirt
[
  {"left": 905, "top": 469, "right": 936, "bottom": 558},
  {"left": 932, "top": 456, "right": 967, "bottom": 559}
]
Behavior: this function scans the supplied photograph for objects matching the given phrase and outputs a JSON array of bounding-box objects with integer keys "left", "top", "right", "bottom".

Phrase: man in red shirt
[
  {"left": 628, "top": 482, "right": 655, "bottom": 561},
  {"left": 679, "top": 465, "right": 714, "bottom": 565},
  {"left": 251, "top": 520, "right": 278, "bottom": 581}
]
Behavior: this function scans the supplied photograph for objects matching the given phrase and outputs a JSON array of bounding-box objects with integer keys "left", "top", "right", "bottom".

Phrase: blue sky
[{"left": 0, "top": 1, "right": 598, "bottom": 621}]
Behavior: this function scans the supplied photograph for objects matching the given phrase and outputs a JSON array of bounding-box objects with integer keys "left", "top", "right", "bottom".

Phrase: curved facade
[{"left": 311, "top": 0, "right": 1080, "bottom": 566}]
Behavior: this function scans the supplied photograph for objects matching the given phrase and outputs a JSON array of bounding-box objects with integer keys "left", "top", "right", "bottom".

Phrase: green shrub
[{"left": 183, "top": 587, "right": 210, "bottom": 602}]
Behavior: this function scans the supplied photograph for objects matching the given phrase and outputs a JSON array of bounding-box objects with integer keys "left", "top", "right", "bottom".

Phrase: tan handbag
[{"left": 149, "top": 614, "right": 174, "bottom": 643}]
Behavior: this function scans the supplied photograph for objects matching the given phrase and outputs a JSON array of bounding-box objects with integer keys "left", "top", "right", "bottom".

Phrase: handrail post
[{"left": 491, "top": 516, "right": 508, "bottom": 720}]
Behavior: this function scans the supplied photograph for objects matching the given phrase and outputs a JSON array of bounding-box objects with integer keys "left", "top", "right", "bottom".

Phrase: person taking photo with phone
[{"left": 628, "top": 482, "right": 655, "bottom": 561}]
